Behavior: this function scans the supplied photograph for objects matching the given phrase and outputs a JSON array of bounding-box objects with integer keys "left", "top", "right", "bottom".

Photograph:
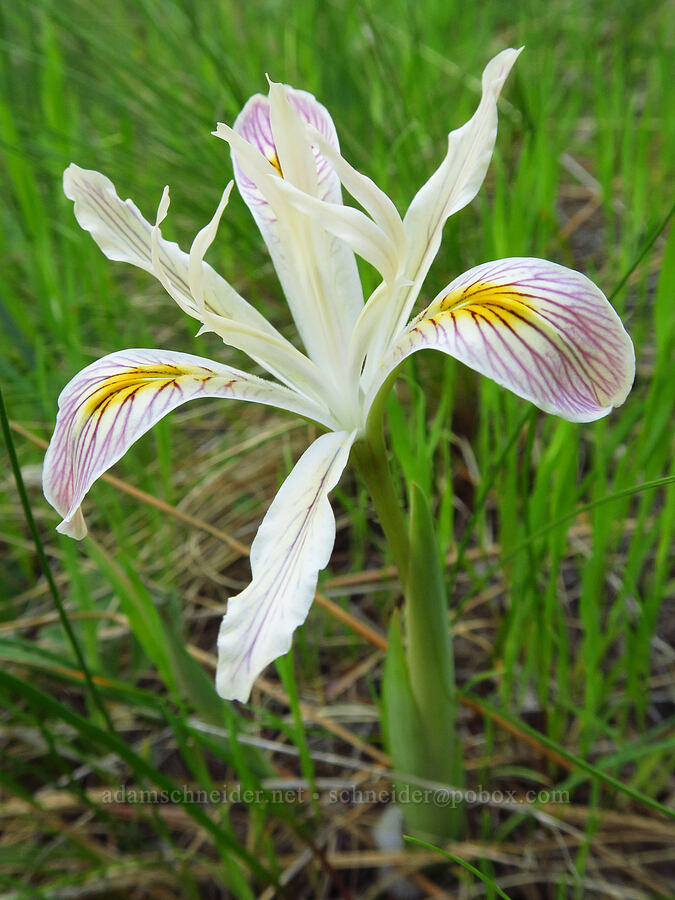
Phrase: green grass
[{"left": 1, "top": 0, "right": 674, "bottom": 896}]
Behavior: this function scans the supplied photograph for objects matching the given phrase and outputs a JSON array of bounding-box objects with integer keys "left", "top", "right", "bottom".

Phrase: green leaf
[
  {"left": 406, "top": 483, "right": 464, "bottom": 835},
  {"left": 161, "top": 618, "right": 224, "bottom": 724},
  {"left": 382, "top": 611, "right": 424, "bottom": 778},
  {"left": 404, "top": 835, "right": 514, "bottom": 900},
  {"left": 382, "top": 611, "right": 461, "bottom": 839},
  {"left": 276, "top": 649, "right": 318, "bottom": 813},
  {"left": 407, "top": 485, "right": 460, "bottom": 770},
  {"left": 86, "top": 540, "right": 177, "bottom": 693},
  {"left": 466, "top": 694, "right": 675, "bottom": 820},
  {"left": 0, "top": 668, "right": 279, "bottom": 890}
]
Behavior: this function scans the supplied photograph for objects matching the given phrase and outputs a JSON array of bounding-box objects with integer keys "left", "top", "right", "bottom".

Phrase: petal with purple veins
[
  {"left": 63, "top": 164, "right": 273, "bottom": 334},
  {"left": 374, "top": 258, "right": 635, "bottom": 423},
  {"left": 216, "top": 87, "right": 364, "bottom": 369},
  {"left": 394, "top": 48, "right": 522, "bottom": 332},
  {"left": 43, "top": 349, "right": 334, "bottom": 539}
]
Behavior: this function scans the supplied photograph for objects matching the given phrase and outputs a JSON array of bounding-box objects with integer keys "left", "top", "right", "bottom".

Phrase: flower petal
[
  {"left": 303, "top": 123, "right": 406, "bottom": 259},
  {"left": 270, "top": 175, "right": 400, "bottom": 284},
  {"left": 396, "top": 49, "right": 521, "bottom": 329},
  {"left": 43, "top": 349, "right": 334, "bottom": 539},
  {"left": 229, "top": 88, "right": 342, "bottom": 213},
  {"left": 63, "top": 164, "right": 273, "bottom": 334},
  {"left": 63, "top": 165, "right": 328, "bottom": 401},
  {"left": 216, "top": 86, "right": 364, "bottom": 371},
  {"left": 375, "top": 258, "right": 635, "bottom": 422},
  {"left": 268, "top": 80, "right": 321, "bottom": 198},
  {"left": 216, "top": 430, "right": 355, "bottom": 702}
]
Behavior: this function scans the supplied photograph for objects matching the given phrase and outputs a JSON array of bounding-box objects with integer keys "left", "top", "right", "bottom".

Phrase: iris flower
[{"left": 43, "top": 49, "right": 634, "bottom": 701}]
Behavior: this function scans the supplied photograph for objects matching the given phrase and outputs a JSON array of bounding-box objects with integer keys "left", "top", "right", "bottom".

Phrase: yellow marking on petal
[
  {"left": 267, "top": 153, "right": 283, "bottom": 177},
  {"left": 440, "top": 281, "right": 534, "bottom": 315},
  {"left": 432, "top": 280, "right": 555, "bottom": 335},
  {"left": 81, "top": 365, "right": 212, "bottom": 418}
]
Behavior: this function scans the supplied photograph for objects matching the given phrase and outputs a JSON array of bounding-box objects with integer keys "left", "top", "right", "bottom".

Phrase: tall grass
[{"left": 1, "top": 0, "right": 673, "bottom": 895}]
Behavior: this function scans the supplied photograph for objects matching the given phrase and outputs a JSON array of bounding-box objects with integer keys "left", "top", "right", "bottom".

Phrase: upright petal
[
  {"left": 270, "top": 175, "right": 400, "bottom": 284},
  {"left": 303, "top": 123, "right": 406, "bottom": 260},
  {"left": 268, "top": 81, "right": 321, "bottom": 199},
  {"left": 395, "top": 49, "right": 521, "bottom": 331},
  {"left": 43, "top": 349, "right": 334, "bottom": 539},
  {"left": 374, "top": 259, "right": 635, "bottom": 422},
  {"left": 230, "top": 87, "right": 342, "bottom": 214},
  {"left": 216, "top": 85, "right": 364, "bottom": 374},
  {"left": 216, "top": 430, "right": 355, "bottom": 702}
]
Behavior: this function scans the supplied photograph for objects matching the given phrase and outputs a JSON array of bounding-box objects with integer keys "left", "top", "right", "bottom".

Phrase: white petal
[
  {"left": 216, "top": 430, "right": 355, "bottom": 702},
  {"left": 268, "top": 80, "right": 321, "bottom": 198},
  {"left": 374, "top": 258, "right": 635, "bottom": 422},
  {"left": 182, "top": 184, "right": 329, "bottom": 401},
  {"left": 63, "top": 165, "right": 328, "bottom": 400},
  {"left": 217, "top": 87, "right": 364, "bottom": 369},
  {"left": 43, "top": 349, "right": 334, "bottom": 539},
  {"left": 269, "top": 175, "right": 400, "bottom": 284},
  {"left": 397, "top": 48, "right": 521, "bottom": 328},
  {"left": 303, "top": 122, "right": 406, "bottom": 258},
  {"left": 228, "top": 88, "right": 342, "bottom": 212},
  {"left": 63, "top": 164, "right": 274, "bottom": 334},
  {"left": 188, "top": 183, "right": 234, "bottom": 308}
]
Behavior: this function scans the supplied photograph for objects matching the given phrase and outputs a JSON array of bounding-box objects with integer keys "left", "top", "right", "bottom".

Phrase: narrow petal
[
  {"left": 182, "top": 183, "right": 330, "bottom": 402},
  {"left": 218, "top": 120, "right": 358, "bottom": 372},
  {"left": 396, "top": 49, "right": 521, "bottom": 328},
  {"left": 303, "top": 123, "right": 406, "bottom": 259},
  {"left": 216, "top": 430, "right": 355, "bottom": 702},
  {"left": 63, "top": 164, "right": 274, "bottom": 334},
  {"left": 268, "top": 80, "right": 321, "bottom": 199},
  {"left": 43, "top": 349, "right": 334, "bottom": 539},
  {"left": 63, "top": 165, "right": 327, "bottom": 400},
  {"left": 270, "top": 175, "right": 400, "bottom": 284},
  {"left": 348, "top": 279, "right": 411, "bottom": 389},
  {"left": 229, "top": 88, "right": 342, "bottom": 213},
  {"left": 188, "top": 183, "right": 234, "bottom": 308},
  {"left": 374, "top": 258, "right": 635, "bottom": 422}
]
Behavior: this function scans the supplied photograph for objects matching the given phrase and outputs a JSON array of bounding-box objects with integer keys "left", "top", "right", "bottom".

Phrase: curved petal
[
  {"left": 63, "top": 164, "right": 275, "bottom": 335},
  {"left": 216, "top": 430, "right": 356, "bottom": 702},
  {"left": 63, "top": 165, "right": 329, "bottom": 402},
  {"left": 148, "top": 184, "right": 328, "bottom": 404},
  {"left": 216, "top": 85, "right": 364, "bottom": 370},
  {"left": 395, "top": 48, "right": 522, "bottom": 331},
  {"left": 270, "top": 175, "right": 399, "bottom": 284},
  {"left": 374, "top": 258, "right": 635, "bottom": 422},
  {"left": 304, "top": 123, "right": 406, "bottom": 259},
  {"left": 43, "top": 349, "right": 334, "bottom": 539},
  {"left": 229, "top": 87, "right": 342, "bottom": 213}
]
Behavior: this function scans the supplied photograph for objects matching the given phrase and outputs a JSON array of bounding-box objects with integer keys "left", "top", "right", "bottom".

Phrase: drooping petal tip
[
  {"left": 482, "top": 46, "right": 524, "bottom": 88},
  {"left": 55, "top": 507, "right": 88, "bottom": 540},
  {"left": 42, "top": 349, "right": 334, "bottom": 540},
  {"left": 62, "top": 163, "right": 272, "bottom": 334}
]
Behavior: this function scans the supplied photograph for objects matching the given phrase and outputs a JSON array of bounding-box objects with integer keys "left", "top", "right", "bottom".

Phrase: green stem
[
  {"left": 406, "top": 484, "right": 464, "bottom": 837},
  {"left": 355, "top": 382, "right": 463, "bottom": 839},
  {"left": 351, "top": 417, "right": 409, "bottom": 585}
]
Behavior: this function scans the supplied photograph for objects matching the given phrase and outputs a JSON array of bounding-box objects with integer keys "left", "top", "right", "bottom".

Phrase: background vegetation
[{"left": 1, "top": 0, "right": 673, "bottom": 896}]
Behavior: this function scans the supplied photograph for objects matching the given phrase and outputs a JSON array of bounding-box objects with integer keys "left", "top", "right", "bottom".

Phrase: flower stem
[
  {"left": 351, "top": 417, "right": 409, "bottom": 585},
  {"left": 354, "top": 389, "right": 463, "bottom": 839}
]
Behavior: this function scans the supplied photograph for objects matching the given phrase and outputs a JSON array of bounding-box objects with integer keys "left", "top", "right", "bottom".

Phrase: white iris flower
[{"left": 43, "top": 49, "right": 634, "bottom": 701}]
